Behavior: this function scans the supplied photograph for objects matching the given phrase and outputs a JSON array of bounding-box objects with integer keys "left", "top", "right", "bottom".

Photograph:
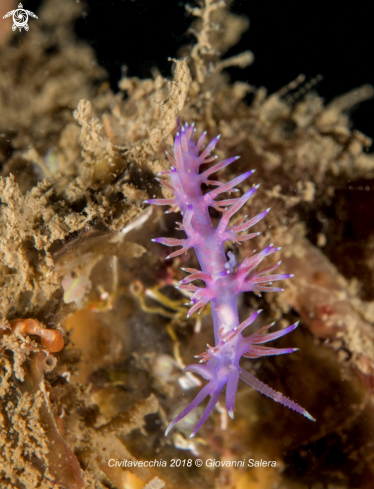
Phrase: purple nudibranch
[{"left": 146, "top": 121, "right": 315, "bottom": 437}]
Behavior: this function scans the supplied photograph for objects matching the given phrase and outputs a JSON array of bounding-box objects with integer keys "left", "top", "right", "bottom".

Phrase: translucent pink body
[{"left": 146, "top": 122, "right": 315, "bottom": 437}]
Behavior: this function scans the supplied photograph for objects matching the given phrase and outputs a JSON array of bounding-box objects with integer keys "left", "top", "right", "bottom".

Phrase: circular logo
[
  {"left": 12, "top": 9, "right": 29, "bottom": 31},
  {"left": 3, "top": 3, "right": 38, "bottom": 33}
]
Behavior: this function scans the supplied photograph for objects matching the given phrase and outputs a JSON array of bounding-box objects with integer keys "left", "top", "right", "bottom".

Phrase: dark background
[{"left": 24, "top": 0, "right": 374, "bottom": 143}]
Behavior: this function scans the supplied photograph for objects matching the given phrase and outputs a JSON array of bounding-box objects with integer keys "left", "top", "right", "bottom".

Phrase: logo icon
[{"left": 3, "top": 3, "right": 38, "bottom": 32}]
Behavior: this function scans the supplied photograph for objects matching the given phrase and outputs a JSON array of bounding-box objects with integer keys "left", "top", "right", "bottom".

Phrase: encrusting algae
[{"left": 1, "top": 0, "right": 374, "bottom": 488}]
